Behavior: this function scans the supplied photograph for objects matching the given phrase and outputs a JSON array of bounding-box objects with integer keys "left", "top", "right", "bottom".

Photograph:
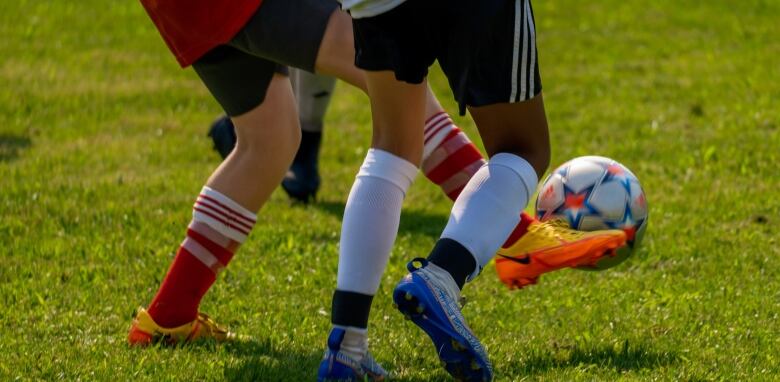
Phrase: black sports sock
[
  {"left": 331, "top": 290, "right": 374, "bottom": 329},
  {"left": 427, "top": 238, "right": 477, "bottom": 289}
]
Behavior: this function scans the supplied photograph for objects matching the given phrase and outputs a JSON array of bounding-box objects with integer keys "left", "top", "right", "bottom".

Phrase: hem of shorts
[{"left": 347, "top": 0, "right": 409, "bottom": 19}]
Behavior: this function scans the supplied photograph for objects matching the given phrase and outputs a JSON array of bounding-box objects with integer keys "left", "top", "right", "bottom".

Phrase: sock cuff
[
  {"left": 193, "top": 187, "right": 257, "bottom": 243},
  {"left": 201, "top": 186, "right": 257, "bottom": 219},
  {"left": 357, "top": 149, "right": 418, "bottom": 194},
  {"left": 488, "top": 153, "right": 539, "bottom": 200}
]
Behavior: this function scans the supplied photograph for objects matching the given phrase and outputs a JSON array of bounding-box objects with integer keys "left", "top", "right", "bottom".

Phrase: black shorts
[
  {"left": 192, "top": 0, "right": 339, "bottom": 116},
  {"left": 352, "top": 0, "right": 542, "bottom": 115}
]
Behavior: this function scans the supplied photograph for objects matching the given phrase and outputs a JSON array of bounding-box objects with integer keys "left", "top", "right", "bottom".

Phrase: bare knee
[
  {"left": 230, "top": 74, "right": 301, "bottom": 162},
  {"left": 233, "top": 115, "right": 300, "bottom": 160}
]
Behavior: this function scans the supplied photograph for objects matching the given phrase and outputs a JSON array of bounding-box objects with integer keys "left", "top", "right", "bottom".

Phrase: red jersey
[{"left": 140, "top": 0, "right": 263, "bottom": 67}]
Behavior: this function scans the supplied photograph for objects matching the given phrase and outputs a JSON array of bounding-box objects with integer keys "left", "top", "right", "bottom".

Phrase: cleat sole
[{"left": 393, "top": 279, "right": 492, "bottom": 381}]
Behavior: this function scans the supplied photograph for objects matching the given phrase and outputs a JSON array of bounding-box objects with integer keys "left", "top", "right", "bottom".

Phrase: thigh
[
  {"left": 230, "top": 0, "right": 340, "bottom": 72},
  {"left": 192, "top": 45, "right": 281, "bottom": 117},
  {"left": 364, "top": 71, "right": 427, "bottom": 166}
]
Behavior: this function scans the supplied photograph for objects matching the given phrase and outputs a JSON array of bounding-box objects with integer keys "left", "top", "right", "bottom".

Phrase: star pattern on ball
[
  {"left": 604, "top": 203, "right": 646, "bottom": 247},
  {"left": 602, "top": 163, "right": 633, "bottom": 195},
  {"left": 553, "top": 183, "right": 600, "bottom": 229}
]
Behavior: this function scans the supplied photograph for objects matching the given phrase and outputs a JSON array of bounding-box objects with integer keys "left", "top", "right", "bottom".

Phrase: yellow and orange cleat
[
  {"left": 495, "top": 220, "right": 627, "bottom": 289},
  {"left": 127, "top": 307, "right": 235, "bottom": 346}
]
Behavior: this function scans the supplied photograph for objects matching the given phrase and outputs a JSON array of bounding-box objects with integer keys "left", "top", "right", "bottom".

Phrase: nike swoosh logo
[{"left": 497, "top": 254, "right": 531, "bottom": 265}]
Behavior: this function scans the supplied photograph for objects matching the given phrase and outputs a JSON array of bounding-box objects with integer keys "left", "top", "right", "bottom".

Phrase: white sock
[
  {"left": 337, "top": 148, "right": 418, "bottom": 295},
  {"left": 441, "top": 153, "right": 538, "bottom": 279}
]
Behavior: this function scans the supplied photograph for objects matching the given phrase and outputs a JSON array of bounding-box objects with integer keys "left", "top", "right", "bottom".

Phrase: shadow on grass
[
  {"left": 221, "top": 337, "right": 321, "bottom": 381},
  {"left": 508, "top": 340, "right": 679, "bottom": 375},
  {"left": 0, "top": 133, "right": 31, "bottom": 162},
  {"left": 313, "top": 200, "right": 447, "bottom": 239}
]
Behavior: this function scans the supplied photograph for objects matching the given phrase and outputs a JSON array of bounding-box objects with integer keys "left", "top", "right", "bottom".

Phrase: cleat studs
[
  {"left": 451, "top": 339, "right": 466, "bottom": 351},
  {"left": 416, "top": 304, "right": 425, "bottom": 314},
  {"left": 471, "top": 359, "right": 481, "bottom": 371},
  {"left": 404, "top": 314, "right": 411, "bottom": 321},
  {"left": 405, "top": 292, "right": 413, "bottom": 301}
]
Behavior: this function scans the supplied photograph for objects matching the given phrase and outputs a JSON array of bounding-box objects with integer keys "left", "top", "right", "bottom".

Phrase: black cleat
[
  {"left": 207, "top": 116, "right": 323, "bottom": 204},
  {"left": 281, "top": 130, "right": 322, "bottom": 203},
  {"left": 207, "top": 115, "right": 237, "bottom": 159}
]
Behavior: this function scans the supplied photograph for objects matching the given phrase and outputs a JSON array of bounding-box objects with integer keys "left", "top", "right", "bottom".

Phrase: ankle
[
  {"left": 427, "top": 239, "right": 477, "bottom": 289},
  {"left": 330, "top": 326, "right": 368, "bottom": 361}
]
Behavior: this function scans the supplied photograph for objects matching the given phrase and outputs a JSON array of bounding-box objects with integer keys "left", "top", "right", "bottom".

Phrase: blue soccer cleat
[
  {"left": 317, "top": 328, "right": 388, "bottom": 381},
  {"left": 393, "top": 258, "right": 493, "bottom": 381}
]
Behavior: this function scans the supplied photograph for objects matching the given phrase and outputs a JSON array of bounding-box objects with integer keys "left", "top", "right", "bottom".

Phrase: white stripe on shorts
[
  {"left": 510, "top": 0, "right": 523, "bottom": 102},
  {"left": 526, "top": 0, "right": 537, "bottom": 99},
  {"left": 519, "top": 0, "right": 529, "bottom": 101}
]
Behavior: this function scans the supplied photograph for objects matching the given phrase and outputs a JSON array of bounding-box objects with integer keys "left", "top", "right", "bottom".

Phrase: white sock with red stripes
[
  {"left": 422, "top": 110, "right": 539, "bottom": 247},
  {"left": 147, "top": 186, "right": 256, "bottom": 328},
  {"left": 422, "top": 111, "right": 487, "bottom": 200}
]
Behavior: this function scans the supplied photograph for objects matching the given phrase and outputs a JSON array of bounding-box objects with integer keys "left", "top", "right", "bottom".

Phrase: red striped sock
[
  {"left": 422, "top": 111, "right": 536, "bottom": 248},
  {"left": 147, "top": 187, "right": 255, "bottom": 328}
]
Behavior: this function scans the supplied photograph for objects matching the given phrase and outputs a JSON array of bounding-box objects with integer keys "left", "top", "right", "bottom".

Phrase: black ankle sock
[
  {"left": 427, "top": 238, "right": 477, "bottom": 289},
  {"left": 331, "top": 290, "right": 373, "bottom": 328}
]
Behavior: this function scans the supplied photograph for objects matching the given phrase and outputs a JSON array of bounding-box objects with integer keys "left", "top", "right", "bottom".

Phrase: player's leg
[
  {"left": 334, "top": 0, "right": 623, "bottom": 379},
  {"left": 208, "top": 69, "right": 336, "bottom": 202},
  {"left": 316, "top": 4, "right": 434, "bottom": 379},
  {"left": 318, "top": 71, "right": 424, "bottom": 381},
  {"left": 280, "top": 70, "right": 337, "bottom": 202},
  {"left": 129, "top": 45, "right": 300, "bottom": 345},
  {"left": 219, "top": 0, "right": 393, "bottom": 378}
]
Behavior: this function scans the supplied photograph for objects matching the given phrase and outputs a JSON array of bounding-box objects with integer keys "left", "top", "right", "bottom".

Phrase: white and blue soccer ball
[{"left": 535, "top": 156, "right": 648, "bottom": 270}]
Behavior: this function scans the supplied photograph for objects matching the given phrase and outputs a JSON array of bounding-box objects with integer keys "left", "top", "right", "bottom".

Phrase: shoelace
[
  {"left": 534, "top": 219, "right": 584, "bottom": 240},
  {"left": 197, "top": 313, "right": 228, "bottom": 334}
]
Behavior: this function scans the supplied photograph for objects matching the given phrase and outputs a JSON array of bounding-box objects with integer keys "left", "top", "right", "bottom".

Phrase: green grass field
[{"left": 1, "top": 0, "right": 779, "bottom": 380}]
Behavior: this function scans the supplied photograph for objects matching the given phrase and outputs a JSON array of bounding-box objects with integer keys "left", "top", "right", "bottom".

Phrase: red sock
[
  {"left": 501, "top": 213, "right": 535, "bottom": 248},
  {"left": 147, "top": 187, "right": 255, "bottom": 328},
  {"left": 422, "top": 111, "right": 537, "bottom": 248}
]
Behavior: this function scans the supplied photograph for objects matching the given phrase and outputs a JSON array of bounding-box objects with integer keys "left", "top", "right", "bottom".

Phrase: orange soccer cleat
[
  {"left": 127, "top": 307, "right": 235, "bottom": 346},
  {"left": 495, "top": 220, "right": 627, "bottom": 289}
]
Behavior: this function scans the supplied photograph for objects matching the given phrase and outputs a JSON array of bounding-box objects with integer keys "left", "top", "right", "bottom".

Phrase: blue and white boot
[
  {"left": 393, "top": 258, "right": 493, "bottom": 381},
  {"left": 317, "top": 328, "right": 388, "bottom": 381}
]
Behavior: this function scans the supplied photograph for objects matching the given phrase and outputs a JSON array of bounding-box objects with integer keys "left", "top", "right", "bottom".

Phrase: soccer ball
[{"left": 535, "top": 156, "right": 648, "bottom": 270}]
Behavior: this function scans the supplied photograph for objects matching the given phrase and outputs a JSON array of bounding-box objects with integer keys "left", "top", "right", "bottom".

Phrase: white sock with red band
[
  {"left": 422, "top": 111, "right": 539, "bottom": 247},
  {"left": 422, "top": 111, "right": 488, "bottom": 200}
]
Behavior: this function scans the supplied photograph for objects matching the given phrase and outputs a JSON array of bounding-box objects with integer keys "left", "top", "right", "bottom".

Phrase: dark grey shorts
[{"left": 192, "top": 0, "right": 339, "bottom": 116}]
